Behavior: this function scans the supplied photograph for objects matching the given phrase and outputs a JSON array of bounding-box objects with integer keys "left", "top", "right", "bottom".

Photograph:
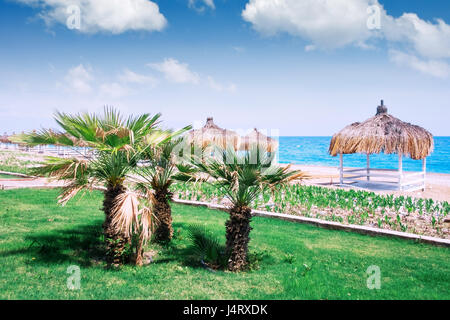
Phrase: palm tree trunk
[
  {"left": 225, "top": 205, "right": 252, "bottom": 272},
  {"left": 102, "top": 183, "right": 129, "bottom": 265},
  {"left": 153, "top": 190, "right": 173, "bottom": 243},
  {"left": 135, "top": 235, "right": 145, "bottom": 267}
]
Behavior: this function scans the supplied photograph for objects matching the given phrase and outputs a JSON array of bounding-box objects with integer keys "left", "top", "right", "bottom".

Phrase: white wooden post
[
  {"left": 339, "top": 153, "right": 343, "bottom": 186},
  {"left": 398, "top": 154, "right": 403, "bottom": 191},
  {"left": 366, "top": 153, "right": 370, "bottom": 181},
  {"left": 422, "top": 158, "right": 426, "bottom": 191}
]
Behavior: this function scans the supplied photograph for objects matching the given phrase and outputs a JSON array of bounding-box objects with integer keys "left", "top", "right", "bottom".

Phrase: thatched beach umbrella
[
  {"left": 187, "top": 117, "right": 240, "bottom": 150},
  {"left": 329, "top": 100, "right": 434, "bottom": 191},
  {"left": 0, "top": 132, "right": 11, "bottom": 143},
  {"left": 239, "top": 128, "right": 278, "bottom": 153}
]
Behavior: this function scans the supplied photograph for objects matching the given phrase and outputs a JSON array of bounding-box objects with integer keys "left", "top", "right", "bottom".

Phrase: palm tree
[
  {"left": 196, "top": 146, "right": 306, "bottom": 272},
  {"left": 134, "top": 138, "right": 197, "bottom": 243},
  {"left": 15, "top": 107, "right": 180, "bottom": 265},
  {"left": 109, "top": 189, "right": 155, "bottom": 266}
]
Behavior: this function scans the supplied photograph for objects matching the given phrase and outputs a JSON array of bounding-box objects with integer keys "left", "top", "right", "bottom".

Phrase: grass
[
  {"left": 171, "top": 182, "right": 449, "bottom": 239},
  {"left": 0, "top": 188, "right": 449, "bottom": 300},
  {"left": 0, "top": 173, "right": 24, "bottom": 179},
  {"left": 0, "top": 150, "right": 43, "bottom": 175}
]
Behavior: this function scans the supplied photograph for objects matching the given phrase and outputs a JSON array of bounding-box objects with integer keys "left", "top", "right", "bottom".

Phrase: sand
[
  {"left": 284, "top": 163, "right": 450, "bottom": 202},
  {"left": 1, "top": 148, "right": 449, "bottom": 202}
]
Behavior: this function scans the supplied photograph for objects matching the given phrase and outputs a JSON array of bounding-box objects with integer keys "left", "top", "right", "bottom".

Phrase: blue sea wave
[{"left": 277, "top": 136, "right": 450, "bottom": 174}]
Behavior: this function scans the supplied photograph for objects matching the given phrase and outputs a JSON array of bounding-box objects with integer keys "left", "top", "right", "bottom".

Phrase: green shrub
[{"left": 186, "top": 224, "right": 228, "bottom": 270}]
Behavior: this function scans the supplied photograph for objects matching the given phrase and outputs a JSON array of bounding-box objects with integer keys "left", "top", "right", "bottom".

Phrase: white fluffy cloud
[
  {"left": 100, "top": 69, "right": 157, "bottom": 98},
  {"left": 148, "top": 58, "right": 237, "bottom": 92},
  {"left": 148, "top": 58, "right": 200, "bottom": 84},
  {"left": 207, "top": 76, "right": 237, "bottom": 93},
  {"left": 242, "top": 0, "right": 450, "bottom": 77},
  {"left": 64, "top": 64, "right": 93, "bottom": 93},
  {"left": 188, "top": 0, "right": 215, "bottom": 12},
  {"left": 118, "top": 69, "right": 157, "bottom": 86},
  {"left": 389, "top": 50, "right": 450, "bottom": 78},
  {"left": 384, "top": 13, "right": 450, "bottom": 60},
  {"left": 61, "top": 61, "right": 235, "bottom": 98},
  {"left": 242, "top": 0, "right": 376, "bottom": 49},
  {"left": 15, "top": 0, "right": 167, "bottom": 33},
  {"left": 62, "top": 65, "right": 159, "bottom": 98},
  {"left": 99, "top": 82, "right": 131, "bottom": 98}
]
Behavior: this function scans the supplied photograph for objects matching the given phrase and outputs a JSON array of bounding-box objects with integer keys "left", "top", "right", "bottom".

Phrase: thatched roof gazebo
[
  {"left": 239, "top": 128, "right": 278, "bottom": 153},
  {"left": 187, "top": 117, "right": 240, "bottom": 150},
  {"left": 329, "top": 100, "right": 434, "bottom": 191},
  {"left": 0, "top": 132, "right": 12, "bottom": 144}
]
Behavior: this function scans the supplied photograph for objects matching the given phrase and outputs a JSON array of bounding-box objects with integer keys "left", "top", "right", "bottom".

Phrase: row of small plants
[
  {"left": 171, "top": 182, "right": 450, "bottom": 239},
  {"left": 0, "top": 150, "right": 43, "bottom": 175}
]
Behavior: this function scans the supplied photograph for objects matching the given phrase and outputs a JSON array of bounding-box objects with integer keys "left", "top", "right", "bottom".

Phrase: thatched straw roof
[
  {"left": 239, "top": 128, "right": 278, "bottom": 153},
  {"left": 0, "top": 132, "right": 11, "bottom": 143},
  {"left": 187, "top": 117, "right": 240, "bottom": 150},
  {"left": 329, "top": 101, "right": 434, "bottom": 160}
]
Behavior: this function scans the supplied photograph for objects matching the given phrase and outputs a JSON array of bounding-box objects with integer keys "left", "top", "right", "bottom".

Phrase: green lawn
[
  {"left": 0, "top": 188, "right": 449, "bottom": 300},
  {"left": 0, "top": 173, "right": 24, "bottom": 179}
]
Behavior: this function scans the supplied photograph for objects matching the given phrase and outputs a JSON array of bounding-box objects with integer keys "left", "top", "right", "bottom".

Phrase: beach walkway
[{"left": 0, "top": 176, "right": 65, "bottom": 190}]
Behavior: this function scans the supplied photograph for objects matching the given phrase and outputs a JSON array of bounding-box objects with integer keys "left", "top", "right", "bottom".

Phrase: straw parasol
[
  {"left": 329, "top": 100, "right": 434, "bottom": 191},
  {"left": 329, "top": 100, "right": 433, "bottom": 160},
  {"left": 0, "top": 132, "right": 11, "bottom": 143},
  {"left": 187, "top": 117, "right": 240, "bottom": 150},
  {"left": 239, "top": 128, "right": 278, "bottom": 153}
]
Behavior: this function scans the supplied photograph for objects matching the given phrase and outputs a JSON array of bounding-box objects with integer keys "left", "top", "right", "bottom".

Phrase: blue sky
[{"left": 0, "top": 0, "right": 449, "bottom": 136}]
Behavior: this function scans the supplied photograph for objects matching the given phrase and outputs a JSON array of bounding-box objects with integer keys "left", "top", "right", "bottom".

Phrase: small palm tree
[
  {"left": 109, "top": 190, "right": 155, "bottom": 266},
  {"left": 15, "top": 107, "right": 179, "bottom": 265},
  {"left": 134, "top": 138, "right": 197, "bottom": 243},
  {"left": 196, "top": 146, "right": 306, "bottom": 272}
]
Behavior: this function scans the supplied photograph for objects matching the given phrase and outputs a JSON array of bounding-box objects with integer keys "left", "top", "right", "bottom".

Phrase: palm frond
[
  {"left": 111, "top": 192, "right": 140, "bottom": 239},
  {"left": 111, "top": 191, "right": 156, "bottom": 246},
  {"left": 173, "top": 163, "right": 200, "bottom": 182},
  {"left": 31, "top": 156, "right": 90, "bottom": 179},
  {"left": 194, "top": 146, "right": 307, "bottom": 207},
  {"left": 11, "top": 129, "right": 75, "bottom": 147},
  {"left": 91, "top": 152, "right": 134, "bottom": 187},
  {"left": 57, "top": 183, "right": 86, "bottom": 206},
  {"left": 139, "top": 206, "right": 155, "bottom": 244},
  {"left": 186, "top": 224, "right": 227, "bottom": 268}
]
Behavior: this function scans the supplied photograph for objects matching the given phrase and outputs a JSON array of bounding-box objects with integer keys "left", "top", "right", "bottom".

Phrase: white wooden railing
[
  {"left": 0, "top": 143, "right": 93, "bottom": 159},
  {"left": 339, "top": 153, "right": 426, "bottom": 191}
]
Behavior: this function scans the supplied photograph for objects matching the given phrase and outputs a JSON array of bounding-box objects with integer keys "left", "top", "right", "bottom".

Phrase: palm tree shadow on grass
[
  {"left": 145, "top": 222, "right": 194, "bottom": 267},
  {"left": 1, "top": 220, "right": 216, "bottom": 269},
  {"left": 148, "top": 222, "right": 217, "bottom": 270},
  {"left": 0, "top": 222, "right": 105, "bottom": 267}
]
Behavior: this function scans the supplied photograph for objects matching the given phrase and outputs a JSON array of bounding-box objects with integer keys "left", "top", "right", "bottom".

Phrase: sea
[
  {"left": 277, "top": 136, "right": 450, "bottom": 174},
  {"left": 3, "top": 136, "right": 448, "bottom": 174}
]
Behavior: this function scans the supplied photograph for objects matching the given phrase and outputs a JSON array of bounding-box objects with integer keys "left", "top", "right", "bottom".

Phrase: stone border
[{"left": 172, "top": 198, "right": 450, "bottom": 248}]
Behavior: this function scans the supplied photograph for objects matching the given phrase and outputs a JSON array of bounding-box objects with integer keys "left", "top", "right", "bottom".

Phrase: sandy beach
[
  {"left": 1, "top": 148, "right": 449, "bottom": 202},
  {"left": 285, "top": 163, "right": 450, "bottom": 202}
]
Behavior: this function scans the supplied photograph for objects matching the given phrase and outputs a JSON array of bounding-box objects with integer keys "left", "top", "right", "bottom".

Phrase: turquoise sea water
[{"left": 278, "top": 136, "right": 450, "bottom": 174}]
